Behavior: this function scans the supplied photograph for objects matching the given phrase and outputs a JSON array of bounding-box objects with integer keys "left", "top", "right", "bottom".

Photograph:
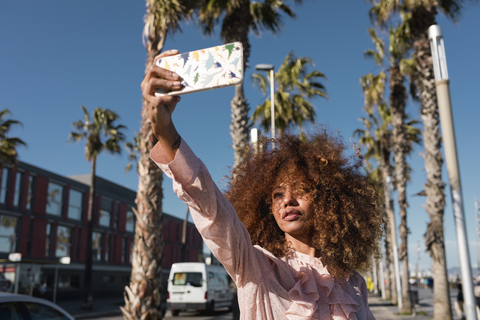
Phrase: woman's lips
[{"left": 282, "top": 209, "right": 301, "bottom": 220}]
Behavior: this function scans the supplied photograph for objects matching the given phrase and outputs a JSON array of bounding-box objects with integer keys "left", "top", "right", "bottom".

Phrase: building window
[
  {"left": 68, "top": 189, "right": 82, "bottom": 220},
  {"left": 104, "top": 234, "right": 110, "bottom": 263},
  {"left": 71, "top": 275, "right": 80, "bottom": 288},
  {"left": 126, "top": 210, "right": 135, "bottom": 232},
  {"left": 130, "top": 238, "right": 134, "bottom": 264},
  {"left": 121, "top": 237, "right": 126, "bottom": 264},
  {"left": 99, "top": 198, "right": 112, "bottom": 227},
  {"left": 0, "top": 168, "right": 9, "bottom": 204},
  {"left": 45, "top": 223, "right": 51, "bottom": 258},
  {"left": 92, "top": 232, "right": 102, "bottom": 262},
  {"left": 13, "top": 171, "right": 23, "bottom": 208},
  {"left": 58, "top": 275, "right": 71, "bottom": 288},
  {"left": 46, "top": 182, "right": 63, "bottom": 216},
  {"left": 25, "top": 175, "right": 35, "bottom": 211},
  {"left": 0, "top": 215, "right": 17, "bottom": 253},
  {"left": 55, "top": 226, "right": 71, "bottom": 259},
  {"left": 114, "top": 202, "right": 120, "bottom": 230}
]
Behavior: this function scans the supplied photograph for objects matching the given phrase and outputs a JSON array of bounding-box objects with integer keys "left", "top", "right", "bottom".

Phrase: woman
[{"left": 143, "top": 50, "right": 382, "bottom": 319}]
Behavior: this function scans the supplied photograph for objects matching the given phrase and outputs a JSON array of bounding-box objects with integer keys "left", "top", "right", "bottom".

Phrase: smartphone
[{"left": 155, "top": 42, "right": 244, "bottom": 96}]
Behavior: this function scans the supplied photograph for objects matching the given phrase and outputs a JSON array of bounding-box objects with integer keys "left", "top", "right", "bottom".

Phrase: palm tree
[
  {"left": 355, "top": 106, "right": 421, "bottom": 305},
  {"left": 197, "top": 0, "right": 302, "bottom": 167},
  {"left": 369, "top": 1, "right": 477, "bottom": 317},
  {"left": 251, "top": 52, "right": 327, "bottom": 137},
  {"left": 354, "top": 97, "right": 399, "bottom": 305},
  {"left": 0, "top": 109, "right": 26, "bottom": 165},
  {"left": 69, "top": 106, "right": 126, "bottom": 309},
  {"left": 122, "top": 1, "right": 192, "bottom": 319},
  {"left": 365, "top": 23, "right": 420, "bottom": 313},
  {"left": 360, "top": 152, "right": 390, "bottom": 297}
]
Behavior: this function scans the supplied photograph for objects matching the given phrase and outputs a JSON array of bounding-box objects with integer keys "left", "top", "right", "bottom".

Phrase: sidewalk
[
  {"left": 368, "top": 286, "right": 463, "bottom": 320},
  {"left": 368, "top": 293, "right": 431, "bottom": 320},
  {"left": 57, "top": 297, "right": 124, "bottom": 319}
]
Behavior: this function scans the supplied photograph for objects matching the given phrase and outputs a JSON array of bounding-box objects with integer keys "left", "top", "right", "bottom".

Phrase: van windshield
[{"left": 173, "top": 272, "right": 203, "bottom": 287}]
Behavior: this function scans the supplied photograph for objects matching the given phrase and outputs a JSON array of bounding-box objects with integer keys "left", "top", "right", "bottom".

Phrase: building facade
[{"left": 0, "top": 161, "right": 203, "bottom": 301}]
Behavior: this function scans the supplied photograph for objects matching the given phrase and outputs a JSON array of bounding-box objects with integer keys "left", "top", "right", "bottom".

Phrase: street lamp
[
  {"left": 250, "top": 128, "right": 258, "bottom": 154},
  {"left": 475, "top": 199, "right": 480, "bottom": 279},
  {"left": 255, "top": 64, "right": 275, "bottom": 142},
  {"left": 386, "top": 176, "right": 402, "bottom": 310},
  {"left": 428, "top": 24, "right": 477, "bottom": 320}
]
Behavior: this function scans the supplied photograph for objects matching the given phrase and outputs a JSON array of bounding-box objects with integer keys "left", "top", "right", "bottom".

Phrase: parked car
[
  {"left": 0, "top": 292, "right": 75, "bottom": 320},
  {"left": 167, "top": 262, "right": 233, "bottom": 316}
]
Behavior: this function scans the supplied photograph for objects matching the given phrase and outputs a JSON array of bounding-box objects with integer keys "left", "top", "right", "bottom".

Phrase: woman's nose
[{"left": 283, "top": 190, "right": 298, "bottom": 207}]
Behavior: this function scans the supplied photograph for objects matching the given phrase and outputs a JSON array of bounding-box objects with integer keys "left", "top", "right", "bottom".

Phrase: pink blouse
[{"left": 151, "top": 139, "right": 375, "bottom": 320}]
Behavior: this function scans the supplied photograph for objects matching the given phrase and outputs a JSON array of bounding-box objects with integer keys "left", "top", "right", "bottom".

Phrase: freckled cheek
[{"left": 271, "top": 203, "right": 282, "bottom": 217}]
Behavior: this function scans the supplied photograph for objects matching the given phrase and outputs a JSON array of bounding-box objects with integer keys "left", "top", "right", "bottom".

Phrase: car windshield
[{"left": 173, "top": 272, "right": 203, "bottom": 287}]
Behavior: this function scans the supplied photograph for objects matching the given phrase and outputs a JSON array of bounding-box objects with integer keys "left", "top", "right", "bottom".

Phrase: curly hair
[{"left": 224, "top": 127, "right": 383, "bottom": 279}]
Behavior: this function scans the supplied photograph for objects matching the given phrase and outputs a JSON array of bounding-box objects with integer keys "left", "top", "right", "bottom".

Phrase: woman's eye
[{"left": 273, "top": 192, "right": 283, "bottom": 199}]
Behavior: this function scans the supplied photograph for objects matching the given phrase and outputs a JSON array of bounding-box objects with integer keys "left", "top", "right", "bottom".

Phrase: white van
[{"left": 167, "top": 262, "right": 234, "bottom": 316}]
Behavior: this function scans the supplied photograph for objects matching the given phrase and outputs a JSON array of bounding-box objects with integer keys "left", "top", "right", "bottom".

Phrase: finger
[
  {"left": 154, "top": 49, "right": 179, "bottom": 62},
  {"left": 163, "top": 95, "right": 182, "bottom": 106},
  {"left": 148, "top": 93, "right": 181, "bottom": 106},
  {"left": 150, "top": 49, "right": 181, "bottom": 81},
  {"left": 144, "top": 78, "right": 183, "bottom": 96},
  {"left": 146, "top": 64, "right": 181, "bottom": 82}
]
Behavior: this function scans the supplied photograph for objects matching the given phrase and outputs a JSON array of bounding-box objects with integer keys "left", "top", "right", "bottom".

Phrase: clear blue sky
[{"left": 2, "top": 1, "right": 480, "bottom": 275}]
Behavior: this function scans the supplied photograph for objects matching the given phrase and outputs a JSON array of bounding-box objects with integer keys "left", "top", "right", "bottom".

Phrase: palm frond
[{"left": 70, "top": 106, "right": 126, "bottom": 162}]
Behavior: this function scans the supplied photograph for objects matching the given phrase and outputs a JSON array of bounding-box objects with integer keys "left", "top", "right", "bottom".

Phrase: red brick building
[{"left": 0, "top": 161, "right": 203, "bottom": 301}]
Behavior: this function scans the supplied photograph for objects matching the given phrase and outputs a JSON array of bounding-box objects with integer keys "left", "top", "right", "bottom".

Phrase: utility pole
[
  {"left": 429, "top": 25, "right": 476, "bottom": 320},
  {"left": 475, "top": 199, "right": 480, "bottom": 278},
  {"left": 416, "top": 241, "right": 421, "bottom": 286}
]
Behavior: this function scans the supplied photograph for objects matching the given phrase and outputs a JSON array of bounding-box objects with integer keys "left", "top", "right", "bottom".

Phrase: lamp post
[
  {"left": 416, "top": 241, "right": 421, "bottom": 286},
  {"left": 475, "top": 199, "right": 480, "bottom": 278},
  {"left": 255, "top": 64, "right": 275, "bottom": 142},
  {"left": 379, "top": 255, "right": 386, "bottom": 299},
  {"left": 250, "top": 128, "right": 258, "bottom": 154},
  {"left": 428, "top": 24, "right": 477, "bottom": 320},
  {"left": 386, "top": 176, "right": 402, "bottom": 310}
]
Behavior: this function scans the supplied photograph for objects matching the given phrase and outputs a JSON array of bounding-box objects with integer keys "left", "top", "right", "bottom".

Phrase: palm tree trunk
[
  {"left": 223, "top": 0, "right": 252, "bottom": 168},
  {"left": 384, "top": 182, "right": 398, "bottom": 306},
  {"left": 411, "top": 6, "right": 452, "bottom": 320},
  {"left": 82, "top": 157, "right": 96, "bottom": 309},
  {"left": 384, "top": 218, "right": 392, "bottom": 300},
  {"left": 122, "top": 35, "right": 165, "bottom": 320},
  {"left": 380, "top": 142, "right": 399, "bottom": 305},
  {"left": 389, "top": 65, "right": 412, "bottom": 313},
  {"left": 230, "top": 84, "right": 250, "bottom": 167}
]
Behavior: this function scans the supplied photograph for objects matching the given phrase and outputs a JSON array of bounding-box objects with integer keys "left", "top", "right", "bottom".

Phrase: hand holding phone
[{"left": 155, "top": 42, "right": 244, "bottom": 96}]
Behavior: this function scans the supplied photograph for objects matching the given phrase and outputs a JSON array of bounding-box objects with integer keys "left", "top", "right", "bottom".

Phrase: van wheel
[{"left": 172, "top": 310, "right": 180, "bottom": 316}]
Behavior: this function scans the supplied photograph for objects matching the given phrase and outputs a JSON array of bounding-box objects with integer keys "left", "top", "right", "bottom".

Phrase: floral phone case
[{"left": 155, "top": 42, "right": 244, "bottom": 96}]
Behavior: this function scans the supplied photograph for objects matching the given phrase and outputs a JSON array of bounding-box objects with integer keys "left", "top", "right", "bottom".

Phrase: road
[{"left": 92, "top": 308, "right": 233, "bottom": 320}]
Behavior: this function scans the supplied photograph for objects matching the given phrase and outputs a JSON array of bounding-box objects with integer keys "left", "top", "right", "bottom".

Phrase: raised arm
[
  {"left": 143, "top": 51, "right": 271, "bottom": 286},
  {"left": 141, "top": 50, "right": 183, "bottom": 161}
]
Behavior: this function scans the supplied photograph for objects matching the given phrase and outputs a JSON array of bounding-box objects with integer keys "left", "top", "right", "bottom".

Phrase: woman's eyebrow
[{"left": 272, "top": 186, "right": 283, "bottom": 191}]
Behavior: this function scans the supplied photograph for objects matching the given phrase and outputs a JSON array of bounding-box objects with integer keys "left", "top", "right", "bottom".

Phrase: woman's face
[{"left": 271, "top": 178, "right": 314, "bottom": 238}]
